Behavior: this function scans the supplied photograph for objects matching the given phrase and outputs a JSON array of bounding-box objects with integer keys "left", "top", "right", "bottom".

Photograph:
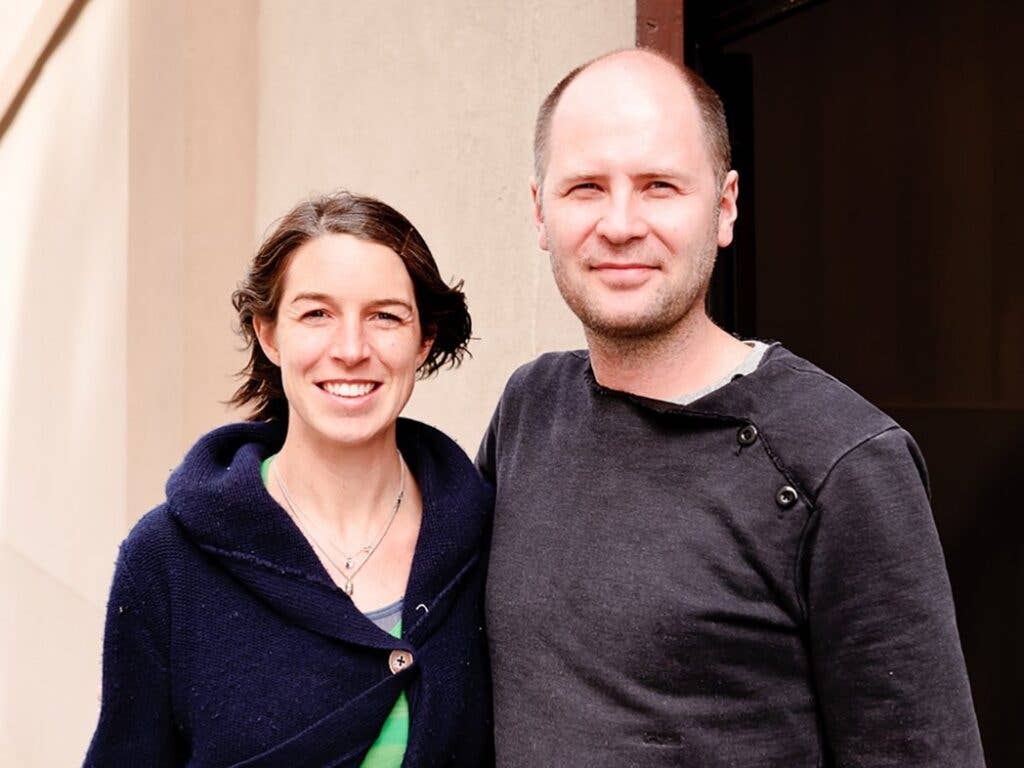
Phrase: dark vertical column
[
  {"left": 702, "top": 52, "right": 757, "bottom": 337},
  {"left": 637, "top": 0, "right": 685, "bottom": 63}
]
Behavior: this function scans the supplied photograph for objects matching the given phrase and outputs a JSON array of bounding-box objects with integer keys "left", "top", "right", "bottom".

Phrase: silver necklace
[{"left": 273, "top": 452, "right": 405, "bottom": 597}]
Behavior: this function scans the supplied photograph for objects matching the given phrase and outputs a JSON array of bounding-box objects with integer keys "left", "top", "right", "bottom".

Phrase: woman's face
[{"left": 255, "top": 233, "right": 431, "bottom": 450}]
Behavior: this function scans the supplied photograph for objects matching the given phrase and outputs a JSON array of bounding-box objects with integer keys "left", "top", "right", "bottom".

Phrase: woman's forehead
[{"left": 282, "top": 233, "right": 414, "bottom": 300}]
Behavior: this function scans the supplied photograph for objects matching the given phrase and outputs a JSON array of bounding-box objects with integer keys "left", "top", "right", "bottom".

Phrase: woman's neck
[{"left": 271, "top": 423, "right": 405, "bottom": 540}]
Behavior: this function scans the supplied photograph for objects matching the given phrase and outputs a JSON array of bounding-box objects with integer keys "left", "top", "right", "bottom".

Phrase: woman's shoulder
[
  {"left": 119, "top": 504, "right": 187, "bottom": 566},
  {"left": 114, "top": 505, "right": 201, "bottom": 608},
  {"left": 103, "top": 505, "right": 191, "bottom": 644}
]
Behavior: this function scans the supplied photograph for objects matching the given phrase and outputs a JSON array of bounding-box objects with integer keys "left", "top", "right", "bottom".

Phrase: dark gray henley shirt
[{"left": 477, "top": 344, "right": 983, "bottom": 768}]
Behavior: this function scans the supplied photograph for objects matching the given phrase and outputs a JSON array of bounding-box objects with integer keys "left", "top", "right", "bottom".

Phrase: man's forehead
[
  {"left": 546, "top": 54, "right": 704, "bottom": 170},
  {"left": 551, "top": 53, "right": 699, "bottom": 134},
  {"left": 561, "top": 51, "right": 691, "bottom": 106}
]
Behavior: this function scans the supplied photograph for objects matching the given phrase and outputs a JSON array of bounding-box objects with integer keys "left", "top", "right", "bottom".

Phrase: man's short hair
[{"left": 533, "top": 48, "right": 732, "bottom": 192}]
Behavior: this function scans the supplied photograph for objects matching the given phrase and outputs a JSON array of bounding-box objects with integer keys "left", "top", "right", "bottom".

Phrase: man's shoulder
[
  {"left": 754, "top": 345, "right": 895, "bottom": 430},
  {"left": 501, "top": 349, "right": 590, "bottom": 398},
  {"left": 737, "top": 345, "right": 914, "bottom": 497}
]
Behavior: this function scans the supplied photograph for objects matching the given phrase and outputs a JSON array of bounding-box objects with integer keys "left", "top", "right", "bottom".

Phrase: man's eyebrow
[
  {"left": 635, "top": 170, "right": 697, "bottom": 183},
  {"left": 558, "top": 172, "right": 605, "bottom": 186},
  {"left": 637, "top": 168, "right": 684, "bottom": 177},
  {"left": 556, "top": 170, "right": 698, "bottom": 186}
]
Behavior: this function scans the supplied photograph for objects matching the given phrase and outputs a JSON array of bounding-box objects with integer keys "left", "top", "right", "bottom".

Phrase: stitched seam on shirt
[
  {"left": 797, "top": 431, "right": 891, "bottom": 768},
  {"left": 777, "top": 360, "right": 842, "bottom": 382},
  {"left": 196, "top": 543, "right": 339, "bottom": 593},
  {"left": 811, "top": 425, "right": 902, "bottom": 499},
  {"left": 748, "top": 427, "right": 812, "bottom": 501},
  {"left": 785, "top": 426, "right": 902, "bottom": 623},
  {"left": 747, "top": 426, "right": 819, "bottom": 627}
]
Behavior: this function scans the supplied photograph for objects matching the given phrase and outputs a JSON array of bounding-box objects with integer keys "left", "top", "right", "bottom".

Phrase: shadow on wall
[{"left": 1, "top": 0, "right": 127, "bottom": 763}]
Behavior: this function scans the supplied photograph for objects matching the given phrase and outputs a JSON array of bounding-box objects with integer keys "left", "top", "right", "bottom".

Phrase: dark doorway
[{"left": 688, "top": 0, "right": 1024, "bottom": 763}]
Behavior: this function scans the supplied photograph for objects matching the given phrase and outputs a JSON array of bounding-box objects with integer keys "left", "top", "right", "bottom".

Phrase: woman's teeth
[{"left": 322, "top": 382, "right": 376, "bottom": 398}]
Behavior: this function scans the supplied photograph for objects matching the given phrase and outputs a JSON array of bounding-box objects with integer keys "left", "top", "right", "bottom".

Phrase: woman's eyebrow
[
  {"left": 367, "top": 298, "right": 415, "bottom": 312},
  {"left": 289, "top": 291, "right": 332, "bottom": 304},
  {"left": 288, "top": 293, "right": 414, "bottom": 312}
]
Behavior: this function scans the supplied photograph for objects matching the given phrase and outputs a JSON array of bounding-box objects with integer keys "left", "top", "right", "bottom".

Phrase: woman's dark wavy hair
[{"left": 230, "top": 190, "right": 471, "bottom": 423}]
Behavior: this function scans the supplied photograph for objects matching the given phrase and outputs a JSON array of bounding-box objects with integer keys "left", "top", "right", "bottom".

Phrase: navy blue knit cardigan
[{"left": 84, "top": 419, "right": 494, "bottom": 767}]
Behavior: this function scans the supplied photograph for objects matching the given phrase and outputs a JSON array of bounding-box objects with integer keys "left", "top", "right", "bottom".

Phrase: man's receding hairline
[
  {"left": 550, "top": 50, "right": 702, "bottom": 142},
  {"left": 534, "top": 47, "right": 729, "bottom": 192},
  {"left": 572, "top": 47, "right": 693, "bottom": 91}
]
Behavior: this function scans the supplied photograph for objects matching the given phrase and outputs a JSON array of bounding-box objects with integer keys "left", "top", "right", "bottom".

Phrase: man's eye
[
  {"left": 648, "top": 180, "right": 677, "bottom": 191},
  {"left": 372, "top": 311, "right": 402, "bottom": 324},
  {"left": 302, "top": 309, "right": 329, "bottom": 320}
]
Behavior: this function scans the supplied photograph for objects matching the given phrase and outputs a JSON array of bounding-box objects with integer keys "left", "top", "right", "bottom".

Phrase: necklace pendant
[
  {"left": 344, "top": 557, "right": 354, "bottom": 571},
  {"left": 344, "top": 580, "right": 354, "bottom": 596}
]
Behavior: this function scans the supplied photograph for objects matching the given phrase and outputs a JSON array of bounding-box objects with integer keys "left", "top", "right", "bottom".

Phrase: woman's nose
[{"left": 329, "top": 320, "right": 370, "bottom": 365}]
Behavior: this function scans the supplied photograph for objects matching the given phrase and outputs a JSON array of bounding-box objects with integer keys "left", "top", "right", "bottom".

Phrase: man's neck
[{"left": 586, "top": 308, "right": 751, "bottom": 401}]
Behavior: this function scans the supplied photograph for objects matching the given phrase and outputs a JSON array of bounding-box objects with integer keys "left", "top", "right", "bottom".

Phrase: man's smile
[{"left": 589, "top": 261, "right": 659, "bottom": 288}]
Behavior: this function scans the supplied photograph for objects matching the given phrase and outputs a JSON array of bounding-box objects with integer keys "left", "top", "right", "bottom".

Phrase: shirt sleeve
[
  {"left": 83, "top": 547, "right": 182, "bottom": 767},
  {"left": 804, "top": 426, "right": 984, "bottom": 766},
  {"left": 475, "top": 399, "right": 501, "bottom": 485}
]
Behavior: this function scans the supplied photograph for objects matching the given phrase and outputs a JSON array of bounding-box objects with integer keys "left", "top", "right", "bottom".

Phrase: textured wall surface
[
  {"left": 0, "top": 1, "right": 634, "bottom": 763},
  {"left": 256, "top": 0, "right": 634, "bottom": 451},
  {"left": 0, "top": 0, "right": 127, "bottom": 763}
]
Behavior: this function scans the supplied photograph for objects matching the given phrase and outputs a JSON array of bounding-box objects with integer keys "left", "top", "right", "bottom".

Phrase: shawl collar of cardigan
[{"left": 165, "top": 418, "right": 492, "bottom": 654}]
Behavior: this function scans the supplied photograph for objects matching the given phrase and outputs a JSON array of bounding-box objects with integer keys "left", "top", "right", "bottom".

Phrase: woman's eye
[
  {"left": 302, "top": 309, "right": 329, "bottom": 320},
  {"left": 372, "top": 311, "right": 402, "bottom": 324}
]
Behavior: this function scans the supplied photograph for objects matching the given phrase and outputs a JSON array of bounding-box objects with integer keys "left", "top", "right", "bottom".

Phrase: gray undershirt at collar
[
  {"left": 674, "top": 340, "right": 770, "bottom": 405},
  {"left": 363, "top": 596, "right": 403, "bottom": 633}
]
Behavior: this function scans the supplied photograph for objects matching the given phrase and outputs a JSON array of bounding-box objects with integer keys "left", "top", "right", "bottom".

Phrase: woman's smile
[
  {"left": 318, "top": 379, "right": 380, "bottom": 398},
  {"left": 254, "top": 233, "right": 432, "bottom": 450},
  {"left": 316, "top": 377, "right": 384, "bottom": 412}
]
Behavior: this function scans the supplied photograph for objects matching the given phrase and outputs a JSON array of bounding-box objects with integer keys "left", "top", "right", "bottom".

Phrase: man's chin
[
  {"left": 568, "top": 293, "right": 707, "bottom": 344},
  {"left": 580, "top": 310, "right": 682, "bottom": 341}
]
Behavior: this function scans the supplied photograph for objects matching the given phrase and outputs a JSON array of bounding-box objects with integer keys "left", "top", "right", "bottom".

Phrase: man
[{"left": 477, "top": 48, "right": 984, "bottom": 767}]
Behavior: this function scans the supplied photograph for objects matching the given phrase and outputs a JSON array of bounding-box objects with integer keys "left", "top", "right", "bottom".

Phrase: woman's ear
[
  {"left": 417, "top": 336, "right": 434, "bottom": 368},
  {"left": 252, "top": 316, "right": 281, "bottom": 366}
]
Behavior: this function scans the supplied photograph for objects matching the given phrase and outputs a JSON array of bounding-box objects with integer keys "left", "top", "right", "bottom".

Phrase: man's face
[{"left": 534, "top": 54, "right": 738, "bottom": 341}]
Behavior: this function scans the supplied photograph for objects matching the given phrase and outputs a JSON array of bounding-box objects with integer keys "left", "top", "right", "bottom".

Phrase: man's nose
[
  {"left": 595, "top": 192, "right": 648, "bottom": 244},
  {"left": 329, "top": 318, "right": 370, "bottom": 365}
]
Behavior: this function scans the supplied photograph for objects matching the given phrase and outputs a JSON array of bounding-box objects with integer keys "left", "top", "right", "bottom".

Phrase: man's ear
[
  {"left": 530, "top": 177, "right": 549, "bottom": 251},
  {"left": 717, "top": 170, "right": 740, "bottom": 248},
  {"left": 252, "top": 315, "right": 281, "bottom": 366}
]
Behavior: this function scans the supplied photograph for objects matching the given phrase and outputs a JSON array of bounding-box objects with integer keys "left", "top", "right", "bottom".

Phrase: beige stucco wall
[
  {"left": 1, "top": 1, "right": 633, "bottom": 763},
  {"left": 257, "top": 0, "right": 634, "bottom": 450},
  {"left": 0, "top": 0, "right": 127, "bottom": 764},
  {"left": 0, "top": 0, "right": 44, "bottom": 77}
]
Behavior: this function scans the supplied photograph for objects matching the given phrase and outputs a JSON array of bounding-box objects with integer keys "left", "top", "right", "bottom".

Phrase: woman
[{"left": 85, "top": 191, "right": 493, "bottom": 767}]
